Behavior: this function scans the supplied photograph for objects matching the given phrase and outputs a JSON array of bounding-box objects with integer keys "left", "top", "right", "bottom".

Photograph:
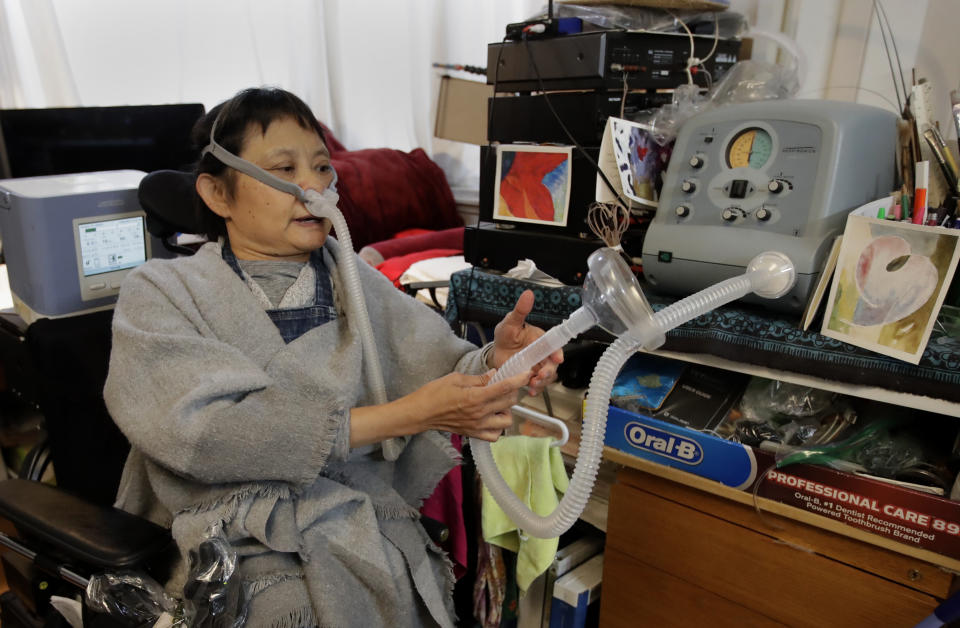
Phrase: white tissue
[
  {"left": 504, "top": 259, "right": 565, "bottom": 287},
  {"left": 50, "top": 596, "right": 84, "bottom": 628}
]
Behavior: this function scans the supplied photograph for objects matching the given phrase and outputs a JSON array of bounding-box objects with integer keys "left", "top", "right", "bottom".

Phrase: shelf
[{"left": 651, "top": 348, "right": 960, "bottom": 418}]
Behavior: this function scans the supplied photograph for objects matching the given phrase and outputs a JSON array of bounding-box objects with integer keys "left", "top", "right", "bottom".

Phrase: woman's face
[{"left": 218, "top": 116, "right": 335, "bottom": 261}]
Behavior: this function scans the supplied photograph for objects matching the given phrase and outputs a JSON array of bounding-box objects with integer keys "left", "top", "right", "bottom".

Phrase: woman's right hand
[
  {"left": 350, "top": 369, "right": 530, "bottom": 447},
  {"left": 407, "top": 369, "right": 531, "bottom": 441}
]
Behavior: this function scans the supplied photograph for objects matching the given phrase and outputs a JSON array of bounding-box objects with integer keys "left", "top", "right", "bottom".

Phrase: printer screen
[{"left": 76, "top": 215, "right": 147, "bottom": 277}]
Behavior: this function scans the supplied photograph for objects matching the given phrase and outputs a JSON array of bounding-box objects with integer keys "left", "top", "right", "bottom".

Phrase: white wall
[{"left": 730, "top": 0, "right": 959, "bottom": 142}]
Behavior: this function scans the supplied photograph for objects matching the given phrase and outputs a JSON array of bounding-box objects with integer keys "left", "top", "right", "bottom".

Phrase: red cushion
[
  {"left": 329, "top": 147, "right": 463, "bottom": 250},
  {"left": 367, "top": 227, "right": 464, "bottom": 261}
]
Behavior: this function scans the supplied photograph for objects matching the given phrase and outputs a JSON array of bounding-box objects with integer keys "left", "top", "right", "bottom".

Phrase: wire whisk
[{"left": 586, "top": 201, "right": 631, "bottom": 249}]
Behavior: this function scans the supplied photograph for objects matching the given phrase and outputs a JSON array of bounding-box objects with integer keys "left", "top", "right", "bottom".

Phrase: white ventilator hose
[
  {"left": 472, "top": 253, "right": 795, "bottom": 539},
  {"left": 304, "top": 189, "right": 388, "bottom": 406}
]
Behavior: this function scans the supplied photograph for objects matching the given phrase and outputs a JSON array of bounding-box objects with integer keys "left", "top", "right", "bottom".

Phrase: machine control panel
[
  {"left": 663, "top": 119, "right": 822, "bottom": 236},
  {"left": 642, "top": 99, "right": 898, "bottom": 313}
]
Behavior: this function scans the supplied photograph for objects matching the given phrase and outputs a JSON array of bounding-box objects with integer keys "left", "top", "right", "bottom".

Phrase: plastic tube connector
[{"left": 746, "top": 251, "right": 796, "bottom": 299}]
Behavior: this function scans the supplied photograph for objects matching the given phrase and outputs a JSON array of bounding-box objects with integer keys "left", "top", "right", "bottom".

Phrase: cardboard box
[
  {"left": 605, "top": 405, "right": 960, "bottom": 561},
  {"left": 605, "top": 405, "right": 759, "bottom": 490},
  {"left": 434, "top": 76, "right": 492, "bottom": 146}
]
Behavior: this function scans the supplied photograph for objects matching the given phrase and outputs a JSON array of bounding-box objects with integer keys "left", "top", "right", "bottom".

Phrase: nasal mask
[{"left": 200, "top": 118, "right": 341, "bottom": 223}]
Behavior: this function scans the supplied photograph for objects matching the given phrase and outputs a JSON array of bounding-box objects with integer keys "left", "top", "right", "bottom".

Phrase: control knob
[
  {"left": 680, "top": 180, "right": 697, "bottom": 193},
  {"left": 689, "top": 155, "right": 705, "bottom": 169},
  {"left": 675, "top": 205, "right": 690, "bottom": 218},
  {"left": 756, "top": 207, "right": 772, "bottom": 221},
  {"left": 768, "top": 179, "right": 786, "bottom": 193},
  {"left": 721, "top": 208, "right": 739, "bottom": 222}
]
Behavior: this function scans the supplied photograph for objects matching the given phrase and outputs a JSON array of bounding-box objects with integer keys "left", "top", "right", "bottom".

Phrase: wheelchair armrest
[
  {"left": 401, "top": 280, "right": 449, "bottom": 310},
  {"left": 0, "top": 479, "right": 171, "bottom": 570}
]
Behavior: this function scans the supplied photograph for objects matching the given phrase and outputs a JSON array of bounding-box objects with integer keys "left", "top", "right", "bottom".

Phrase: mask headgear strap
[{"left": 201, "top": 103, "right": 325, "bottom": 203}]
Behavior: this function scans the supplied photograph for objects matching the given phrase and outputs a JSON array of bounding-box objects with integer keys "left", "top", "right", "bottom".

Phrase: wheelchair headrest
[{"left": 137, "top": 169, "right": 203, "bottom": 239}]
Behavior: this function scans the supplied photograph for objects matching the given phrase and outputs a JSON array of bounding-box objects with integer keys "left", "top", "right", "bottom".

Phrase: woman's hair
[{"left": 191, "top": 87, "right": 327, "bottom": 239}]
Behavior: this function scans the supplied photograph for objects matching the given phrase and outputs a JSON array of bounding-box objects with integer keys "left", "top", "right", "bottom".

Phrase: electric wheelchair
[{"left": 0, "top": 169, "right": 451, "bottom": 627}]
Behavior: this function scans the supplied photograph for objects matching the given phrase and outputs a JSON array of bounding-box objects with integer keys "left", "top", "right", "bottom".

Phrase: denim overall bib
[{"left": 222, "top": 241, "right": 337, "bottom": 343}]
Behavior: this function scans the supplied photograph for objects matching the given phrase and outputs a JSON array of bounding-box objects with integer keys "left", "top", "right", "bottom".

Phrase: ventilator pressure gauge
[{"left": 726, "top": 127, "right": 773, "bottom": 169}]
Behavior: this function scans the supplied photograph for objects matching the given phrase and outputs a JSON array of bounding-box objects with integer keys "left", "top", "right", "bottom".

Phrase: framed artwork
[
  {"left": 821, "top": 215, "right": 960, "bottom": 364},
  {"left": 609, "top": 118, "right": 672, "bottom": 208},
  {"left": 493, "top": 144, "right": 572, "bottom": 226}
]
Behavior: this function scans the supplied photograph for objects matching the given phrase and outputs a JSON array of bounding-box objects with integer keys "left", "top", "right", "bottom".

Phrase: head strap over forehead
[{"left": 200, "top": 102, "right": 336, "bottom": 202}]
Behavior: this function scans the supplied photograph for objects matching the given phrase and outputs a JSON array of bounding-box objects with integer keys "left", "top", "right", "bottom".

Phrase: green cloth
[{"left": 480, "top": 436, "right": 569, "bottom": 594}]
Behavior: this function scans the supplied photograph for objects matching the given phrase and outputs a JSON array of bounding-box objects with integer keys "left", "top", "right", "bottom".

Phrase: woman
[{"left": 104, "top": 87, "right": 561, "bottom": 627}]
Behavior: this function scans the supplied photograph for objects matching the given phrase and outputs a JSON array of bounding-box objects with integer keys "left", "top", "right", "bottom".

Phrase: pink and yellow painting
[
  {"left": 493, "top": 145, "right": 572, "bottom": 226},
  {"left": 822, "top": 215, "right": 960, "bottom": 363}
]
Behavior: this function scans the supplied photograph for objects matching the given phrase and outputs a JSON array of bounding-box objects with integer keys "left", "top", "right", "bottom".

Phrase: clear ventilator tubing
[
  {"left": 473, "top": 250, "right": 795, "bottom": 539},
  {"left": 304, "top": 190, "right": 387, "bottom": 406},
  {"left": 492, "top": 307, "right": 597, "bottom": 381}
]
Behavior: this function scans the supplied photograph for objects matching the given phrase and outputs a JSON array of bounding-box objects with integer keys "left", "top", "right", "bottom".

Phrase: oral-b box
[{"left": 605, "top": 405, "right": 759, "bottom": 490}]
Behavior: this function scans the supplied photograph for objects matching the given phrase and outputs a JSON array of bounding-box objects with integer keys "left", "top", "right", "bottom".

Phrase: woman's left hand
[{"left": 489, "top": 290, "right": 563, "bottom": 395}]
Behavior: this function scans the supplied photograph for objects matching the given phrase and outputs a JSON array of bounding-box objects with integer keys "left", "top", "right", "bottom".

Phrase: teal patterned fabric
[{"left": 445, "top": 268, "right": 960, "bottom": 403}]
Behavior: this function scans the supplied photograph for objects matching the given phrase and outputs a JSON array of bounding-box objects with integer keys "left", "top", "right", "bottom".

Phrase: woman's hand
[
  {"left": 408, "top": 369, "right": 531, "bottom": 441},
  {"left": 350, "top": 369, "right": 532, "bottom": 445},
  {"left": 489, "top": 290, "right": 563, "bottom": 395}
]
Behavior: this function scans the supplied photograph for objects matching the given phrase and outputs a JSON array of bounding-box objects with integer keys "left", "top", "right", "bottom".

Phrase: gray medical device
[
  {"left": 642, "top": 100, "right": 897, "bottom": 313},
  {"left": 0, "top": 170, "right": 171, "bottom": 322}
]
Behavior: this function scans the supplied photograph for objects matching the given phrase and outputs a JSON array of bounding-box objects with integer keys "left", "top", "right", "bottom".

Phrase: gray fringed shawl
[{"left": 104, "top": 239, "right": 487, "bottom": 627}]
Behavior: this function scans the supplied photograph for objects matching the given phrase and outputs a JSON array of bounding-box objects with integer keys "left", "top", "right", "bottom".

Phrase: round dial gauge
[{"left": 726, "top": 128, "right": 773, "bottom": 169}]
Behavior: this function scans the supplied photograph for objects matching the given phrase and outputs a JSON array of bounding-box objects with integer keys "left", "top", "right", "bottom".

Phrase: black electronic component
[
  {"left": 487, "top": 90, "right": 672, "bottom": 146},
  {"left": 464, "top": 222, "right": 644, "bottom": 286},
  {"left": 487, "top": 31, "right": 740, "bottom": 92}
]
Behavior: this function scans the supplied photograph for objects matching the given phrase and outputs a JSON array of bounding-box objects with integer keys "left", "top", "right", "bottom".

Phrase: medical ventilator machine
[{"left": 642, "top": 99, "right": 897, "bottom": 313}]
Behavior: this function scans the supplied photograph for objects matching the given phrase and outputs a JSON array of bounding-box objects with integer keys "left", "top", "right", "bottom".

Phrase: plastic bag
[
  {"left": 85, "top": 572, "right": 186, "bottom": 627},
  {"left": 182, "top": 528, "right": 248, "bottom": 628},
  {"left": 84, "top": 526, "right": 247, "bottom": 628},
  {"left": 710, "top": 59, "right": 800, "bottom": 107},
  {"left": 637, "top": 56, "right": 801, "bottom": 147},
  {"left": 641, "top": 84, "right": 711, "bottom": 147},
  {"left": 738, "top": 378, "right": 837, "bottom": 425},
  {"left": 545, "top": 4, "right": 748, "bottom": 38},
  {"left": 772, "top": 416, "right": 928, "bottom": 479}
]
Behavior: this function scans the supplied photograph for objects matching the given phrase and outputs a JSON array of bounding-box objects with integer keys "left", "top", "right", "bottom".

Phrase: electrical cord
[
  {"left": 700, "top": 13, "right": 720, "bottom": 65},
  {"left": 465, "top": 35, "right": 512, "bottom": 333},
  {"left": 666, "top": 10, "right": 718, "bottom": 89},
  {"left": 486, "top": 36, "right": 509, "bottom": 142},
  {"left": 873, "top": 0, "right": 908, "bottom": 113},
  {"left": 620, "top": 72, "right": 629, "bottom": 118},
  {"left": 521, "top": 36, "right": 631, "bottom": 212},
  {"left": 666, "top": 9, "right": 697, "bottom": 86}
]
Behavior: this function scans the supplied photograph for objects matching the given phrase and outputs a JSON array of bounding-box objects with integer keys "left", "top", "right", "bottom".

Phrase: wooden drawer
[{"left": 601, "top": 468, "right": 943, "bottom": 627}]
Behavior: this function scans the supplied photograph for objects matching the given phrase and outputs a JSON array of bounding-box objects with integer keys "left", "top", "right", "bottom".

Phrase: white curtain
[
  {"left": 16, "top": 2, "right": 939, "bottom": 184},
  {"left": 0, "top": 0, "right": 78, "bottom": 108},
  {"left": 8, "top": 0, "right": 539, "bottom": 188}
]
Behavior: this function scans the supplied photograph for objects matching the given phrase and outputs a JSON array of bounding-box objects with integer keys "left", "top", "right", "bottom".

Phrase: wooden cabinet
[{"left": 600, "top": 462, "right": 955, "bottom": 627}]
